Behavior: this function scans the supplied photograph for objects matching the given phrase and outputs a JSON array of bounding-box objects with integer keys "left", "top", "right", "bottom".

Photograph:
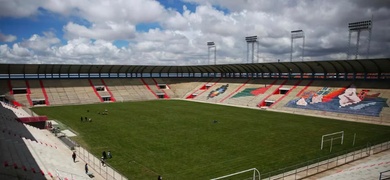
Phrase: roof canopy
[{"left": 0, "top": 58, "right": 389, "bottom": 75}]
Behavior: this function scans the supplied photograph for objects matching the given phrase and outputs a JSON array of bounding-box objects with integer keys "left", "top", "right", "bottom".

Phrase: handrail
[
  {"left": 379, "top": 169, "right": 390, "bottom": 180},
  {"left": 56, "top": 168, "right": 89, "bottom": 180},
  {"left": 76, "top": 146, "right": 128, "bottom": 180},
  {"left": 261, "top": 140, "right": 390, "bottom": 180}
]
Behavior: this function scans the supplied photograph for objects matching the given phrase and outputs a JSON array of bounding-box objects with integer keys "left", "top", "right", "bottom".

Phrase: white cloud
[
  {"left": 0, "top": 0, "right": 43, "bottom": 17},
  {"left": 21, "top": 32, "right": 60, "bottom": 52},
  {"left": 0, "top": 33, "right": 17, "bottom": 42},
  {"left": 0, "top": 0, "right": 389, "bottom": 65},
  {"left": 63, "top": 22, "right": 136, "bottom": 41}
]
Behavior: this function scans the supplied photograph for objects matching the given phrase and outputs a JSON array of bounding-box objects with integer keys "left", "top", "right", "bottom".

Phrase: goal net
[
  {"left": 321, "top": 131, "right": 344, "bottom": 150},
  {"left": 210, "top": 168, "right": 260, "bottom": 180}
]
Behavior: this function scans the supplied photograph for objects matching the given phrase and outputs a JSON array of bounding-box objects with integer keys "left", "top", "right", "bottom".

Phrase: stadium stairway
[
  {"left": 90, "top": 78, "right": 119, "bottom": 103},
  {"left": 8, "top": 80, "right": 30, "bottom": 107},
  {"left": 199, "top": 78, "right": 249, "bottom": 103},
  {"left": 223, "top": 79, "right": 277, "bottom": 107},
  {"left": 153, "top": 78, "right": 174, "bottom": 98},
  {"left": 257, "top": 79, "right": 288, "bottom": 107},
  {"left": 28, "top": 80, "right": 47, "bottom": 106},
  {"left": 142, "top": 78, "right": 167, "bottom": 99},
  {"left": 39, "top": 80, "right": 50, "bottom": 106},
  {"left": 25, "top": 80, "right": 33, "bottom": 106},
  {"left": 218, "top": 79, "right": 251, "bottom": 103},
  {"left": 88, "top": 79, "right": 104, "bottom": 102},
  {"left": 0, "top": 80, "right": 10, "bottom": 97},
  {"left": 267, "top": 79, "right": 302, "bottom": 108},
  {"left": 100, "top": 79, "right": 116, "bottom": 102},
  {"left": 160, "top": 78, "right": 205, "bottom": 98},
  {"left": 245, "top": 79, "right": 283, "bottom": 107},
  {"left": 269, "top": 79, "right": 312, "bottom": 109},
  {"left": 183, "top": 78, "right": 214, "bottom": 99},
  {"left": 140, "top": 78, "right": 159, "bottom": 98},
  {"left": 190, "top": 78, "right": 222, "bottom": 100}
]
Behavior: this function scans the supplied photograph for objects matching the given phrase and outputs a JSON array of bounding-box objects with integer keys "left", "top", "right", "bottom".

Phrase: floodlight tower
[
  {"left": 290, "top": 30, "right": 305, "bottom": 62},
  {"left": 347, "top": 19, "right": 372, "bottom": 60},
  {"left": 245, "top": 36, "right": 258, "bottom": 63},
  {"left": 207, "top": 42, "right": 216, "bottom": 65}
]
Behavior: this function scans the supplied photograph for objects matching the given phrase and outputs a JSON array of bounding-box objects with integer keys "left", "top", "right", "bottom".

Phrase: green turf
[{"left": 31, "top": 100, "right": 390, "bottom": 179}]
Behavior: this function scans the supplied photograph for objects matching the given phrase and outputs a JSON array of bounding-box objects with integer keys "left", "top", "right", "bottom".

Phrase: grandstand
[{"left": 0, "top": 58, "right": 389, "bottom": 179}]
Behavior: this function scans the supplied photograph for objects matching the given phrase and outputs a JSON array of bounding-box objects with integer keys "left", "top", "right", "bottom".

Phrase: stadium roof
[{"left": 0, "top": 58, "right": 389, "bottom": 75}]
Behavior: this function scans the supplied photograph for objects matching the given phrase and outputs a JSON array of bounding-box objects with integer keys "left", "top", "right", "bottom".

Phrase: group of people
[
  {"left": 101, "top": 150, "right": 112, "bottom": 166},
  {"left": 74, "top": 151, "right": 163, "bottom": 179},
  {"left": 98, "top": 109, "right": 109, "bottom": 115},
  {"left": 80, "top": 116, "right": 92, "bottom": 122},
  {"left": 71, "top": 150, "right": 113, "bottom": 175}
]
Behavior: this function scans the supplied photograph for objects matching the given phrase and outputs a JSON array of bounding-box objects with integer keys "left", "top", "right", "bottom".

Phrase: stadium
[
  {"left": 1, "top": 1, "right": 390, "bottom": 180},
  {"left": 0, "top": 58, "right": 389, "bottom": 180}
]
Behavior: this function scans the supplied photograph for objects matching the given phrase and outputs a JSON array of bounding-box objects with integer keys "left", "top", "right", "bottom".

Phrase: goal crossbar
[
  {"left": 321, "top": 131, "right": 344, "bottom": 150},
  {"left": 210, "top": 168, "right": 260, "bottom": 180}
]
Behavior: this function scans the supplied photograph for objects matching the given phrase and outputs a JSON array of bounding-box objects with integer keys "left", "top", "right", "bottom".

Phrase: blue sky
[
  {"left": 0, "top": 0, "right": 389, "bottom": 65},
  {"left": 0, "top": 1, "right": 197, "bottom": 47}
]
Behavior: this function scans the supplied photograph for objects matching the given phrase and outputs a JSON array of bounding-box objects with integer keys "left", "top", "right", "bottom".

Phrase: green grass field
[{"left": 32, "top": 100, "right": 390, "bottom": 179}]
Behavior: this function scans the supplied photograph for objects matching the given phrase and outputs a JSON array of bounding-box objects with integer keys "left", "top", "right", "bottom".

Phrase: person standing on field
[
  {"left": 85, "top": 163, "right": 88, "bottom": 174},
  {"left": 72, "top": 151, "right": 76, "bottom": 162}
]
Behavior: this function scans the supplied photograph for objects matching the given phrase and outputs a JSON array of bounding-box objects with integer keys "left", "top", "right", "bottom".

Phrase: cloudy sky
[{"left": 0, "top": 0, "right": 389, "bottom": 65}]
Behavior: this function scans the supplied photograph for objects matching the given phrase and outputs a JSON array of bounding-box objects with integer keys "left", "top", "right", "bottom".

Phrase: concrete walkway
[{"left": 305, "top": 150, "right": 390, "bottom": 180}]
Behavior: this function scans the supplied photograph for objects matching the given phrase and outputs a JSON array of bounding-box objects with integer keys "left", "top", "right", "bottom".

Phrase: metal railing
[
  {"left": 372, "top": 141, "right": 390, "bottom": 154},
  {"left": 261, "top": 140, "right": 390, "bottom": 180},
  {"left": 75, "top": 146, "right": 128, "bottom": 180},
  {"left": 56, "top": 168, "right": 89, "bottom": 180},
  {"left": 379, "top": 170, "right": 390, "bottom": 180},
  {"left": 261, "top": 141, "right": 387, "bottom": 180}
]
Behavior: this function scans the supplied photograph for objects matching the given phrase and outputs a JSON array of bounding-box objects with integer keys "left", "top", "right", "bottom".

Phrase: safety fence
[
  {"left": 75, "top": 146, "right": 128, "bottom": 180},
  {"left": 261, "top": 141, "right": 390, "bottom": 180},
  {"left": 372, "top": 141, "right": 390, "bottom": 154},
  {"left": 56, "top": 169, "right": 89, "bottom": 180},
  {"left": 379, "top": 170, "right": 390, "bottom": 180}
]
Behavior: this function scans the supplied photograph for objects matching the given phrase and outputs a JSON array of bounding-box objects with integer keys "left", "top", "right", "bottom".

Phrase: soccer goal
[
  {"left": 321, "top": 131, "right": 344, "bottom": 150},
  {"left": 210, "top": 168, "right": 260, "bottom": 180}
]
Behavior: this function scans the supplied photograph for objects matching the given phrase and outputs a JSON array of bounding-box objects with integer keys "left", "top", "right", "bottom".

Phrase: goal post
[
  {"left": 321, "top": 131, "right": 344, "bottom": 150},
  {"left": 210, "top": 168, "right": 260, "bottom": 180}
]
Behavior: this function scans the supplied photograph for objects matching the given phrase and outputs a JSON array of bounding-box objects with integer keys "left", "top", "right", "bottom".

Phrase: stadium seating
[
  {"left": 199, "top": 79, "right": 249, "bottom": 103},
  {"left": 223, "top": 79, "right": 277, "bottom": 106},
  {"left": 159, "top": 78, "right": 205, "bottom": 98},
  {"left": 3, "top": 78, "right": 390, "bottom": 124},
  {"left": 103, "top": 78, "right": 157, "bottom": 101},
  {"left": 0, "top": 102, "right": 91, "bottom": 179},
  {"left": 1, "top": 77, "right": 389, "bottom": 179}
]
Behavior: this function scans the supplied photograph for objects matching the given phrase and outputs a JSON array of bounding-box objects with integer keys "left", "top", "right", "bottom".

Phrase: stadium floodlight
[
  {"left": 347, "top": 19, "right": 373, "bottom": 60},
  {"left": 290, "top": 30, "right": 305, "bottom": 62},
  {"left": 245, "top": 36, "right": 258, "bottom": 63},
  {"left": 207, "top": 42, "right": 216, "bottom": 65}
]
